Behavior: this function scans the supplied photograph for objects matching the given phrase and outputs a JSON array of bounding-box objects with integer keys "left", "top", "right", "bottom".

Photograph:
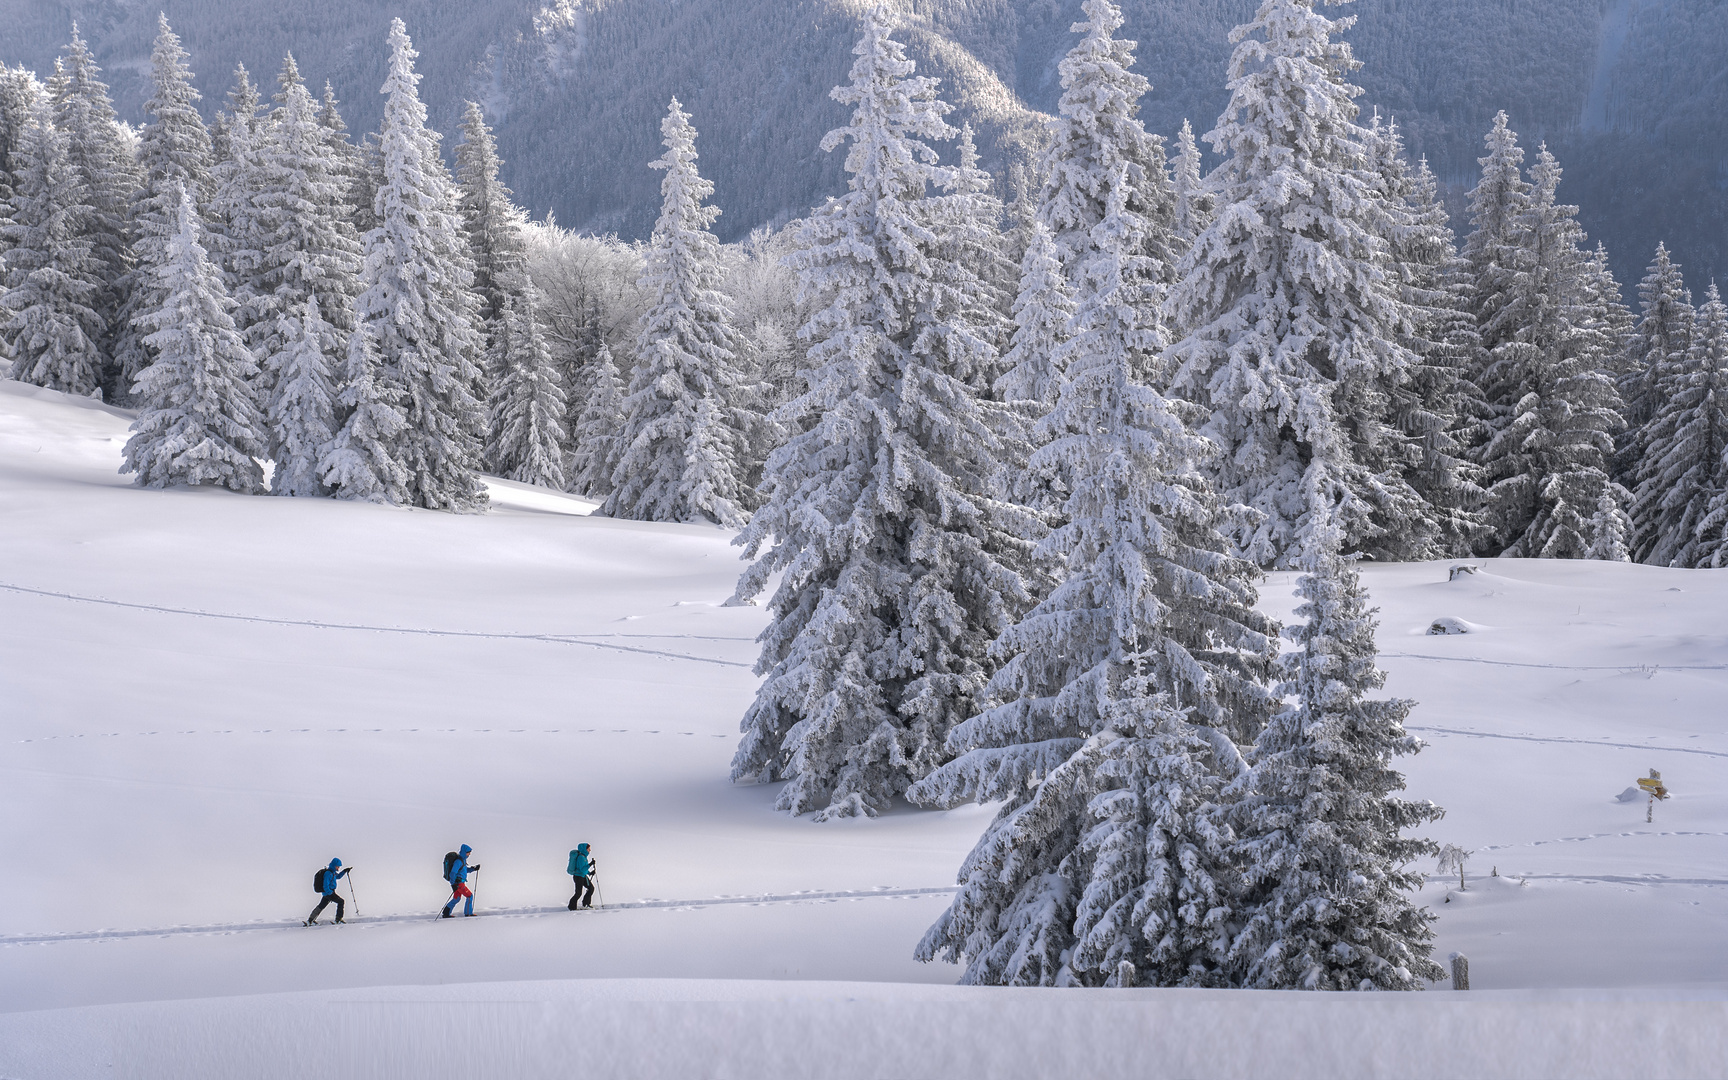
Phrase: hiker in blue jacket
[
  {"left": 567, "top": 843, "right": 595, "bottom": 910},
  {"left": 306, "top": 858, "right": 351, "bottom": 925},
  {"left": 442, "top": 844, "right": 480, "bottom": 918}
]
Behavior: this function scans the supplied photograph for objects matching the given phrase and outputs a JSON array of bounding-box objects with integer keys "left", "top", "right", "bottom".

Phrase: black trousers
[
  {"left": 309, "top": 893, "right": 345, "bottom": 921},
  {"left": 569, "top": 875, "right": 594, "bottom": 909}
]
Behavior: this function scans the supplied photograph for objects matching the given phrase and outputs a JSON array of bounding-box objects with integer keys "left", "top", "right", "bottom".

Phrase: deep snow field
[{"left": 1, "top": 378, "right": 1725, "bottom": 1078}]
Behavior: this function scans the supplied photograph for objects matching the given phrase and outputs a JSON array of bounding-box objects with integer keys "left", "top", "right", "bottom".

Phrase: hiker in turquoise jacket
[
  {"left": 567, "top": 843, "right": 595, "bottom": 910},
  {"left": 306, "top": 858, "right": 351, "bottom": 925}
]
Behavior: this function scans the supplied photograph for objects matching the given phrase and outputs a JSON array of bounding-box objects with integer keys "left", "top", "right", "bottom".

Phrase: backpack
[
  {"left": 443, "top": 851, "right": 460, "bottom": 882},
  {"left": 312, "top": 868, "right": 328, "bottom": 894}
]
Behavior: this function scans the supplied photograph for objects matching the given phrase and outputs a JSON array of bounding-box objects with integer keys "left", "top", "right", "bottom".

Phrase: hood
[
  {"left": 459, "top": 844, "right": 472, "bottom": 856},
  {"left": 328, "top": 858, "right": 342, "bottom": 869},
  {"left": 577, "top": 843, "right": 589, "bottom": 852}
]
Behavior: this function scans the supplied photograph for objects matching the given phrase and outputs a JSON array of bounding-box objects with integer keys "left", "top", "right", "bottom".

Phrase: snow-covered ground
[{"left": 2, "top": 379, "right": 1725, "bottom": 1077}]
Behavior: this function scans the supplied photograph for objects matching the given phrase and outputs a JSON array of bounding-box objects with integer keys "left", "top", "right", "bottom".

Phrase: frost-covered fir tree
[
  {"left": 1619, "top": 244, "right": 1693, "bottom": 523},
  {"left": 1459, "top": 111, "right": 1530, "bottom": 464},
  {"left": 208, "top": 65, "right": 272, "bottom": 361},
  {"left": 992, "top": 220, "right": 1075, "bottom": 514},
  {"left": 1, "top": 106, "right": 106, "bottom": 395},
  {"left": 113, "top": 15, "right": 213, "bottom": 404},
  {"left": 935, "top": 122, "right": 1015, "bottom": 390},
  {"left": 1225, "top": 501, "right": 1442, "bottom": 991},
  {"left": 122, "top": 187, "right": 265, "bottom": 493},
  {"left": 1635, "top": 284, "right": 1728, "bottom": 567},
  {"left": 486, "top": 285, "right": 567, "bottom": 488},
  {"left": 49, "top": 25, "right": 136, "bottom": 377},
  {"left": 318, "top": 325, "right": 408, "bottom": 503},
  {"left": 255, "top": 56, "right": 362, "bottom": 479},
  {"left": 0, "top": 66, "right": 43, "bottom": 233},
  {"left": 1170, "top": 118, "right": 1213, "bottom": 250},
  {"left": 1586, "top": 482, "right": 1633, "bottom": 563},
  {"left": 911, "top": 176, "right": 1276, "bottom": 987},
  {"left": 268, "top": 294, "right": 338, "bottom": 496},
  {"left": 1366, "top": 117, "right": 1486, "bottom": 557},
  {"left": 730, "top": 13, "right": 1025, "bottom": 819},
  {"left": 1166, "top": 0, "right": 1423, "bottom": 568},
  {"left": 355, "top": 19, "right": 488, "bottom": 512},
  {"left": 1472, "top": 146, "right": 1624, "bottom": 558},
  {"left": 995, "top": 221, "right": 1075, "bottom": 413},
  {"left": 1036, "top": 0, "right": 1179, "bottom": 292},
  {"left": 455, "top": 100, "right": 528, "bottom": 329},
  {"left": 317, "top": 82, "right": 366, "bottom": 232},
  {"left": 568, "top": 339, "right": 625, "bottom": 498},
  {"left": 602, "top": 98, "right": 750, "bottom": 527}
]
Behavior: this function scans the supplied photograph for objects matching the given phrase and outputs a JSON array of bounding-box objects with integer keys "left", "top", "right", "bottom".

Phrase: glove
[{"left": 472, "top": 864, "right": 482, "bottom": 871}]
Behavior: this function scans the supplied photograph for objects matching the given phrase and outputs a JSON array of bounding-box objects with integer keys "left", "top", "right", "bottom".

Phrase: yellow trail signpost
[{"left": 1637, "top": 771, "right": 1668, "bottom": 822}]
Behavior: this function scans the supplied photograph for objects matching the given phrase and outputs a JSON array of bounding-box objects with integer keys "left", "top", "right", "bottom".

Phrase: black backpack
[
  {"left": 312, "top": 868, "right": 328, "bottom": 894},
  {"left": 443, "top": 851, "right": 459, "bottom": 882}
]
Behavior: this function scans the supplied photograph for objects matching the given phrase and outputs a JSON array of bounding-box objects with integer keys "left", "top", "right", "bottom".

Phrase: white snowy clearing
[{"left": 1, "top": 379, "right": 1724, "bottom": 1078}]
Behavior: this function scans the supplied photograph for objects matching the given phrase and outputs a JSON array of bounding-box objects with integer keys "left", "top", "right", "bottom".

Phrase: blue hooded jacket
[
  {"left": 320, "top": 858, "right": 348, "bottom": 896},
  {"left": 449, "top": 845, "right": 473, "bottom": 884},
  {"left": 567, "top": 844, "right": 591, "bottom": 877}
]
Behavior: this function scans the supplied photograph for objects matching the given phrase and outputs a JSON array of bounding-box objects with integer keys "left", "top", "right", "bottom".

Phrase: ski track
[
  {"left": 0, "top": 582, "right": 753, "bottom": 667},
  {"left": 1382, "top": 651, "right": 1728, "bottom": 673},
  {"left": 0, "top": 887, "right": 962, "bottom": 948},
  {"left": 17, "top": 727, "right": 735, "bottom": 744},
  {"left": 1408, "top": 725, "right": 1728, "bottom": 759}
]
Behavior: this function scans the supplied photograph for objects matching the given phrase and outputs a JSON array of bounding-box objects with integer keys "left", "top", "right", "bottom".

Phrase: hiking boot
[
  {"left": 440, "top": 911, "right": 454, "bottom": 919},
  {"left": 334, "top": 917, "right": 346, "bottom": 924},
  {"left": 304, "top": 919, "right": 316, "bottom": 926}
]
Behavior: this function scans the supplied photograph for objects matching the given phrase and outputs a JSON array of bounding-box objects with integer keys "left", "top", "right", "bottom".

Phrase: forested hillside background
[{"left": 1, "top": 0, "right": 1723, "bottom": 293}]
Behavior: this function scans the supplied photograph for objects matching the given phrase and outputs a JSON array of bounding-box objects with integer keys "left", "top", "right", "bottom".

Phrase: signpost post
[{"left": 1637, "top": 770, "right": 1668, "bottom": 823}]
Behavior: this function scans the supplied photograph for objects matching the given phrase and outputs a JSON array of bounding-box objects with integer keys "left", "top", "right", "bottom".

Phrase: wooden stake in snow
[{"left": 1449, "top": 952, "right": 1470, "bottom": 990}]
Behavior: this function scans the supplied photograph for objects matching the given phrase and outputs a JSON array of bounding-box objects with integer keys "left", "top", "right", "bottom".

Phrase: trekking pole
[
  {"left": 471, "top": 866, "right": 481, "bottom": 912},
  {"left": 347, "top": 869, "right": 361, "bottom": 917}
]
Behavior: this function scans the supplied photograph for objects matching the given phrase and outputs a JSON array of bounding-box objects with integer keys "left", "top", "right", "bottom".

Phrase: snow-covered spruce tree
[
  {"left": 122, "top": 187, "right": 266, "bottom": 492},
  {"left": 568, "top": 338, "right": 625, "bottom": 498},
  {"left": 355, "top": 19, "right": 488, "bottom": 512},
  {"left": 911, "top": 175, "right": 1277, "bottom": 987},
  {"left": 1586, "top": 482, "right": 1633, "bottom": 563},
  {"left": 113, "top": 15, "right": 213, "bottom": 405},
  {"left": 269, "top": 294, "right": 339, "bottom": 496},
  {"left": 1636, "top": 284, "right": 1728, "bottom": 567},
  {"left": 208, "top": 65, "right": 272, "bottom": 368},
  {"left": 1037, "top": 0, "right": 1179, "bottom": 286},
  {"left": 0, "top": 66, "right": 42, "bottom": 216},
  {"left": 1, "top": 105, "right": 107, "bottom": 395},
  {"left": 1366, "top": 117, "right": 1486, "bottom": 557},
  {"left": 1620, "top": 243, "right": 1693, "bottom": 532},
  {"left": 486, "top": 284, "right": 567, "bottom": 488},
  {"left": 992, "top": 220, "right": 1075, "bottom": 515},
  {"left": 602, "top": 98, "right": 751, "bottom": 527},
  {"left": 49, "top": 25, "right": 136, "bottom": 380},
  {"left": 455, "top": 100, "right": 528, "bottom": 330},
  {"left": 937, "top": 122, "right": 1015, "bottom": 385},
  {"left": 1166, "top": 0, "right": 1424, "bottom": 568},
  {"left": 318, "top": 324, "right": 408, "bottom": 503},
  {"left": 1472, "top": 146, "right": 1625, "bottom": 558},
  {"left": 1225, "top": 499, "right": 1442, "bottom": 991},
  {"left": 255, "top": 56, "right": 362, "bottom": 482},
  {"left": 730, "top": 13, "right": 1025, "bottom": 820},
  {"left": 1689, "top": 292, "right": 1728, "bottom": 568},
  {"left": 1458, "top": 111, "right": 1530, "bottom": 467},
  {"left": 1170, "top": 118, "right": 1214, "bottom": 250},
  {"left": 317, "top": 82, "right": 365, "bottom": 223},
  {"left": 1584, "top": 244, "right": 1634, "bottom": 373}
]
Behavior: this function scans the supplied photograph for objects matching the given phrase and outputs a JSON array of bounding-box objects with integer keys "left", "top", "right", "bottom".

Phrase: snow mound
[{"left": 1425, "top": 616, "right": 1483, "bottom": 635}]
